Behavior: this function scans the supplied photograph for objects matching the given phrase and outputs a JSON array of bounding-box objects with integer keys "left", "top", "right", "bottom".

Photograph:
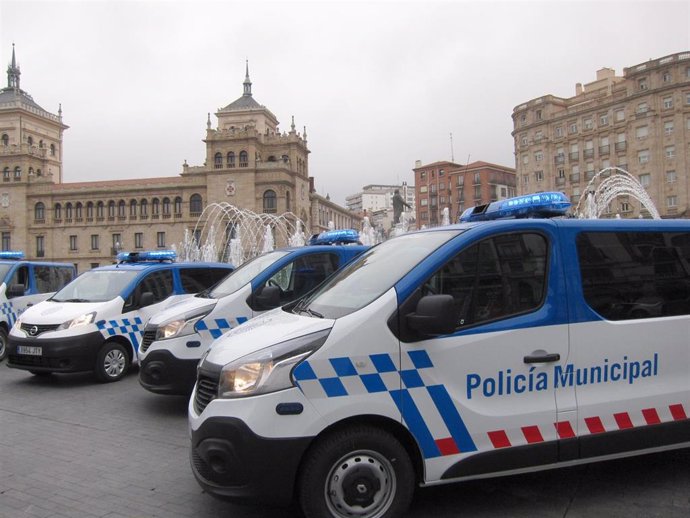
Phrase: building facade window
[
  {"left": 130, "top": 199, "right": 137, "bottom": 216},
  {"left": 667, "top": 170, "right": 677, "bottom": 183},
  {"left": 174, "top": 197, "right": 182, "bottom": 215},
  {"left": 599, "top": 113, "right": 609, "bottom": 126},
  {"left": 227, "top": 152, "right": 235, "bottom": 168},
  {"left": 639, "top": 173, "right": 650, "bottom": 188},
  {"left": 615, "top": 109, "right": 625, "bottom": 122},
  {"left": 262, "top": 190, "right": 277, "bottom": 213},
  {"left": 638, "top": 150, "right": 650, "bottom": 164},
  {"left": 118, "top": 200, "right": 126, "bottom": 217},
  {"left": 157, "top": 232, "right": 166, "bottom": 248},
  {"left": 664, "top": 120, "right": 674, "bottom": 135},
  {"left": 1, "top": 232, "right": 10, "bottom": 251},
  {"left": 140, "top": 199, "right": 148, "bottom": 216},
  {"left": 663, "top": 96, "right": 673, "bottom": 109},
  {"left": 665, "top": 145, "right": 675, "bottom": 158},
  {"left": 1, "top": 134, "right": 8, "bottom": 146},
  {"left": 75, "top": 202, "right": 82, "bottom": 220},
  {"left": 108, "top": 201, "right": 116, "bottom": 218},
  {"left": 54, "top": 203, "right": 62, "bottom": 221},
  {"left": 69, "top": 235, "right": 77, "bottom": 251},
  {"left": 667, "top": 195, "right": 678, "bottom": 208},
  {"left": 65, "top": 203, "right": 73, "bottom": 220},
  {"left": 214, "top": 152, "right": 222, "bottom": 169},
  {"left": 34, "top": 202, "right": 45, "bottom": 221},
  {"left": 96, "top": 201, "right": 104, "bottom": 220},
  {"left": 152, "top": 198, "right": 160, "bottom": 216},
  {"left": 135, "top": 232, "right": 143, "bottom": 249},
  {"left": 162, "top": 197, "right": 170, "bottom": 216},
  {"left": 36, "top": 236, "right": 44, "bottom": 257},
  {"left": 90, "top": 234, "right": 99, "bottom": 250},
  {"left": 190, "top": 194, "right": 202, "bottom": 214},
  {"left": 239, "top": 150, "right": 248, "bottom": 167}
]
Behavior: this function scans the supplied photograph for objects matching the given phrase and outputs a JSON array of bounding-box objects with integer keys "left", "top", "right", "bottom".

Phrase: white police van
[
  {"left": 7, "top": 251, "right": 233, "bottom": 382},
  {"left": 139, "top": 230, "right": 368, "bottom": 395},
  {"left": 189, "top": 193, "right": 690, "bottom": 518},
  {"left": 0, "top": 252, "right": 75, "bottom": 361}
]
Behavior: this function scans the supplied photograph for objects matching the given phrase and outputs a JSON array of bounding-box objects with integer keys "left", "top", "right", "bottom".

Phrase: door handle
[{"left": 523, "top": 353, "right": 560, "bottom": 364}]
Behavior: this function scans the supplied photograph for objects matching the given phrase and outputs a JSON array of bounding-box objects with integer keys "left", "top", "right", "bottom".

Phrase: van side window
[
  {"left": 424, "top": 233, "right": 547, "bottom": 328},
  {"left": 7, "top": 266, "right": 29, "bottom": 297},
  {"left": 34, "top": 265, "right": 75, "bottom": 293},
  {"left": 577, "top": 231, "right": 690, "bottom": 320},
  {"left": 179, "top": 267, "right": 232, "bottom": 294},
  {"left": 253, "top": 253, "right": 339, "bottom": 308},
  {"left": 126, "top": 270, "right": 174, "bottom": 309}
]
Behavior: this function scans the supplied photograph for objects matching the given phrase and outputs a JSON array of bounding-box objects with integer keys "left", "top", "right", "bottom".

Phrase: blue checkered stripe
[
  {"left": 97, "top": 317, "right": 144, "bottom": 349},
  {"left": 293, "top": 350, "right": 477, "bottom": 459},
  {"left": 0, "top": 301, "right": 17, "bottom": 326},
  {"left": 195, "top": 316, "right": 248, "bottom": 339}
]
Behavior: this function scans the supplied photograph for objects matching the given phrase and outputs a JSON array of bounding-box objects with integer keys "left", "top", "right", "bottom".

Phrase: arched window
[
  {"left": 96, "top": 201, "right": 104, "bottom": 219},
  {"left": 190, "top": 194, "right": 202, "bottom": 215},
  {"left": 28, "top": 167, "right": 34, "bottom": 176},
  {"left": 152, "top": 198, "right": 160, "bottom": 215},
  {"left": 214, "top": 152, "right": 223, "bottom": 169},
  {"left": 118, "top": 200, "right": 126, "bottom": 217},
  {"left": 174, "top": 197, "right": 182, "bottom": 215},
  {"left": 86, "top": 202, "right": 94, "bottom": 219},
  {"left": 27, "top": 136, "right": 33, "bottom": 147},
  {"left": 140, "top": 199, "right": 148, "bottom": 216},
  {"left": 65, "top": 203, "right": 73, "bottom": 220},
  {"left": 2, "top": 167, "right": 9, "bottom": 180},
  {"left": 263, "top": 190, "right": 277, "bottom": 213},
  {"left": 239, "top": 150, "right": 248, "bottom": 167},
  {"left": 54, "top": 203, "right": 62, "bottom": 221},
  {"left": 227, "top": 152, "right": 235, "bottom": 168},
  {"left": 286, "top": 190, "right": 291, "bottom": 211},
  {"left": 36, "top": 169, "right": 41, "bottom": 177},
  {"left": 75, "top": 202, "right": 83, "bottom": 220},
  {"left": 14, "top": 166, "right": 21, "bottom": 178},
  {"left": 1, "top": 134, "right": 8, "bottom": 146},
  {"left": 130, "top": 199, "right": 137, "bottom": 216},
  {"left": 162, "top": 197, "right": 170, "bottom": 215},
  {"left": 50, "top": 144, "right": 55, "bottom": 156},
  {"left": 108, "top": 200, "right": 116, "bottom": 218},
  {"left": 34, "top": 202, "right": 45, "bottom": 221}
]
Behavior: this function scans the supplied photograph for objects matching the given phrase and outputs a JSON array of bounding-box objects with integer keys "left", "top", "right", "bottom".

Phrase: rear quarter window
[
  {"left": 577, "top": 231, "right": 690, "bottom": 320},
  {"left": 179, "top": 267, "right": 232, "bottom": 294}
]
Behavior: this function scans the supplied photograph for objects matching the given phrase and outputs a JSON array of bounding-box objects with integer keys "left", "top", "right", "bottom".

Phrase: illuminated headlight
[
  {"left": 155, "top": 309, "right": 211, "bottom": 340},
  {"left": 57, "top": 311, "right": 96, "bottom": 330},
  {"left": 218, "top": 329, "right": 330, "bottom": 398}
]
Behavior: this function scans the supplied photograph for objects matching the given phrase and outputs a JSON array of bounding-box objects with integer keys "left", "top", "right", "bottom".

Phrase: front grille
[
  {"left": 194, "top": 372, "right": 219, "bottom": 414},
  {"left": 140, "top": 330, "right": 157, "bottom": 353},
  {"left": 20, "top": 323, "right": 60, "bottom": 336}
]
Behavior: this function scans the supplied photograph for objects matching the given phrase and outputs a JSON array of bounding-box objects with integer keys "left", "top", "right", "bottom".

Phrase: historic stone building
[
  {"left": 0, "top": 49, "right": 358, "bottom": 272},
  {"left": 512, "top": 51, "right": 690, "bottom": 218}
]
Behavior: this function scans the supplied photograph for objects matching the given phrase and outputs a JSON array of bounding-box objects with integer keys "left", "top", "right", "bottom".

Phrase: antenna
[{"left": 450, "top": 132, "right": 455, "bottom": 163}]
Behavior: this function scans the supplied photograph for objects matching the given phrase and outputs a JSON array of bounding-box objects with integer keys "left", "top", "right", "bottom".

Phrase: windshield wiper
[
  {"left": 299, "top": 307, "right": 323, "bottom": 318},
  {"left": 53, "top": 298, "right": 90, "bottom": 303}
]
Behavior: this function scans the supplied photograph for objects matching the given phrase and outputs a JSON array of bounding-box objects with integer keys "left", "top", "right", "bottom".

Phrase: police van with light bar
[
  {"left": 189, "top": 192, "right": 690, "bottom": 518},
  {"left": 138, "top": 229, "right": 368, "bottom": 395},
  {"left": 0, "top": 251, "right": 75, "bottom": 361},
  {"left": 7, "top": 251, "right": 233, "bottom": 382}
]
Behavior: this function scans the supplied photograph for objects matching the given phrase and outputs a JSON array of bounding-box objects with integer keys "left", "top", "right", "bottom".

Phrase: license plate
[{"left": 17, "top": 345, "right": 42, "bottom": 356}]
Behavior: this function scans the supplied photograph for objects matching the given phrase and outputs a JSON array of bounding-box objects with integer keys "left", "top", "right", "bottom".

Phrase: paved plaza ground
[{"left": 1, "top": 363, "right": 689, "bottom": 518}]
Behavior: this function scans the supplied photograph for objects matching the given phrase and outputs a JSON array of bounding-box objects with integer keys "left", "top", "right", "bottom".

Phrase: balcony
[
  {"left": 569, "top": 152, "right": 579, "bottom": 161},
  {"left": 584, "top": 149, "right": 595, "bottom": 159},
  {"left": 599, "top": 145, "right": 610, "bottom": 155},
  {"left": 554, "top": 154, "right": 565, "bottom": 165},
  {"left": 615, "top": 142, "right": 627, "bottom": 152},
  {"left": 570, "top": 173, "right": 580, "bottom": 183}
]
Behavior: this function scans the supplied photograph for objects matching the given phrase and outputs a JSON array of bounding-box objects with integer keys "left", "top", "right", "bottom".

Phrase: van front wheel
[
  {"left": 298, "top": 426, "right": 415, "bottom": 518},
  {"left": 0, "top": 327, "right": 7, "bottom": 361},
  {"left": 95, "top": 341, "right": 129, "bottom": 383}
]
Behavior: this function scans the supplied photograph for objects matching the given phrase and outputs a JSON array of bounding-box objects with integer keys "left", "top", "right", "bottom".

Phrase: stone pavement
[{"left": 1, "top": 363, "right": 688, "bottom": 518}]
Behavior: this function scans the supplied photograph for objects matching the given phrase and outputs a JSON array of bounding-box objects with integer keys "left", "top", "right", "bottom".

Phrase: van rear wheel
[
  {"left": 298, "top": 425, "right": 414, "bottom": 518},
  {"left": 95, "top": 341, "right": 129, "bottom": 383}
]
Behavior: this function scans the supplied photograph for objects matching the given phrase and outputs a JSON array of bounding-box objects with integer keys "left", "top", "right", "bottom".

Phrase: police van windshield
[
  {"left": 51, "top": 270, "right": 139, "bottom": 303},
  {"left": 302, "top": 230, "right": 460, "bottom": 319},
  {"left": 0, "top": 264, "right": 13, "bottom": 284},
  {"left": 208, "top": 251, "right": 290, "bottom": 298}
]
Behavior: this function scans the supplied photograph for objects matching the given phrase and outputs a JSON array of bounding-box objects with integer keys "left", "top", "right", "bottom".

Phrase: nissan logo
[{"left": 28, "top": 325, "right": 39, "bottom": 336}]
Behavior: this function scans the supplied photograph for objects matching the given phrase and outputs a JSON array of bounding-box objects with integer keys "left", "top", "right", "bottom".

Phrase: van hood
[
  {"left": 205, "top": 308, "right": 334, "bottom": 366},
  {"left": 18, "top": 299, "right": 117, "bottom": 325},
  {"left": 147, "top": 296, "right": 217, "bottom": 327}
]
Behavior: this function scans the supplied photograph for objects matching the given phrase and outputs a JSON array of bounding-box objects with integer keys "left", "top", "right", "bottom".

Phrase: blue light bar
[
  {"left": 308, "top": 229, "right": 361, "bottom": 246},
  {"left": 0, "top": 250, "right": 25, "bottom": 260},
  {"left": 117, "top": 250, "right": 177, "bottom": 263},
  {"left": 459, "top": 192, "right": 571, "bottom": 222}
]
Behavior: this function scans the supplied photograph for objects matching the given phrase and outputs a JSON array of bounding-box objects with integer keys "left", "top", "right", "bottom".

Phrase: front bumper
[
  {"left": 190, "top": 416, "right": 313, "bottom": 506},
  {"left": 7, "top": 331, "right": 105, "bottom": 373},
  {"left": 139, "top": 349, "right": 199, "bottom": 395}
]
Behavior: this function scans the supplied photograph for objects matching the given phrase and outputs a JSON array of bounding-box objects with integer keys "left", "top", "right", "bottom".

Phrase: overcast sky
[{"left": 1, "top": 0, "right": 689, "bottom": 205}]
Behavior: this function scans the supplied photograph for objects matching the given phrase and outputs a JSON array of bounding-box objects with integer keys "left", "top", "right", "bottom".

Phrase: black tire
[
  {"left": 0, "top": 326, "right": 7, "bottom": 361},
  {"left": 298, "top": 425, "right": 415, "bottom": 518},
  {"left": 95, "top": 341, "right": 130, "bottom": 383}
]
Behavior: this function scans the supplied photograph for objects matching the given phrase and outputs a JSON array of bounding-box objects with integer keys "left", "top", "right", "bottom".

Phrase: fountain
[
  {"left": 574, "top": 167, "right": 660, "bottom": 219},
  {"left": 177, "top": 202, "right": 306, "bottom": 266},
  {"left": 441, "top": 207, "right": 450, "bottom": 226},
  {"left": 359, "top": 216, "right": 377, "bottom": 246}
]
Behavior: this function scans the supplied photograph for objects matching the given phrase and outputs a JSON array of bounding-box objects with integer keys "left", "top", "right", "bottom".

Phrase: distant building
[
  {"left": 413, "top": 160, "right": 516, "bottom": 226},
  {"left": 512, "top": 51, "right": 690, "bottom": 218},
  {"left": 0, "top": 48, "right": 358, "bottom": 271},
  {"left": 345, "top": 183, "right": 415, "bottom": 230}
]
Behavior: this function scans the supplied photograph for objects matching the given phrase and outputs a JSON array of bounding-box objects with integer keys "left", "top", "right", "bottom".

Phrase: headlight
[
  {"left": 155, "top": 308, "right": 212, "bottom": 340},
  {"left": 12, "top": 316, "right": 23, "bottom": 332},
  {"left": 218, "top": 329, "right": 330, "bottom": 398},
  {"left": 57, "top": 311, "right": 96, "bottom": 330}
]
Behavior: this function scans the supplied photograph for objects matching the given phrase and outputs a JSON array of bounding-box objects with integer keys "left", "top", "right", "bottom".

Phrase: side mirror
[
  {"left": 139, "top": 291, "right": 155, "bottom": 308},
  {"left": 7, "top": 284, "right": 26, "bottom": 298},
  {"left": 406, "top": 294, "right": 457, "bottom": 336},
  {"left": 254, "top": 285, "right": 281, "bottom": 310}
]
